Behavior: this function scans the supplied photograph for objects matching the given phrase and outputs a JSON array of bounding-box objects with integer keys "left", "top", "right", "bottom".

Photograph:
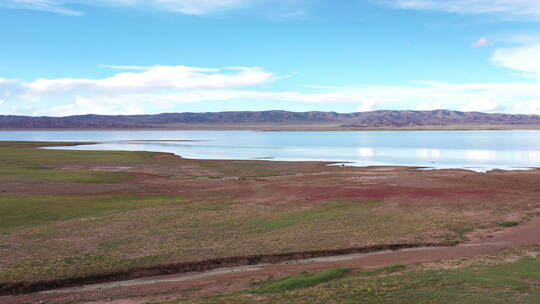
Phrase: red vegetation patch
[{"left": 271, "top": 185, "right": 490, "bottom": 204}]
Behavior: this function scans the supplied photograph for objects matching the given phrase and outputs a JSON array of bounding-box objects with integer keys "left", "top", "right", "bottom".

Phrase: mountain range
[{"left": 2, "top": 110, "right": 540, "bottom": 130}]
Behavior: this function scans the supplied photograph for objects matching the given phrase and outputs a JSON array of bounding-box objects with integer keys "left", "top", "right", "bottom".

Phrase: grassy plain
[
  {"left": 0, "top": 194, "right": 188, "bottom": 233},
  {"left": 0, "top": 141, "right": 153, "bottom": 183},
  {"left": 1, "top": 141, "right": 539, "bottom": 289}
]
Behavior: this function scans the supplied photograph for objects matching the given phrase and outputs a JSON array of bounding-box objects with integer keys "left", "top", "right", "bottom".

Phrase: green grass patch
[
  {"left": 175, "top": 256, "right": 540, "bottom": 304},
  {"left": 255, "top": 268, "right": 351, "bottom": 294},
  {"left": 0, "top": 141, "right": 81, "bottom": 148},
  {"left": 0, "top": 165, "right": 133, "bottom": 183},
  {"left": 0, "top": 254, "right": 166, "bottom": 282},
  {"left": 182, "top": 200, "right": 232, "bottom": 211},
  {"left": 248, "top": 201, "right": 376, "bottom": 232},
  {"left": 192, "top": 159, "right": 320, "bottom": 179},
  {"left": 0, "top": 194, "right": 188, "bottom": 233},
  {"left": 500, "top": 221, "right": 520, "bottom": 228},
  {"left": 0, "top": 141, "right": 160, "bottom": 183},
  {"left": 361, "top": 264, "right": 407, "bottom": 276},
  {"left": 0, "top": 141, "right": 158, "bottom": 165}
]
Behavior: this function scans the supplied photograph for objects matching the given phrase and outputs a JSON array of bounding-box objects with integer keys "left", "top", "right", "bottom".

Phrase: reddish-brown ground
[
  {"left": 2, "top": 150, "right": 540, "bottom": 303},
  {"left": 7, "top": 157, "right": 538, "bottom": 211}
]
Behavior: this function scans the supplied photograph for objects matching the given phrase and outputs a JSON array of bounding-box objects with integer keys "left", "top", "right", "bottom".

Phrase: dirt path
[{"left": 3, "top": 215, "right": 540, "bottom": 304}]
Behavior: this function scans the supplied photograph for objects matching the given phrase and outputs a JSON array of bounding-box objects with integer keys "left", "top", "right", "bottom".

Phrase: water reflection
[
  {"left": 529, "top": 151, "right": 540, "bottom": 162},
  {"left": 417, "top": 149, "right": 441, "bottom": 159},
  {"left": 357, "top": 147, "right": 375, "bottom": 157},
  {"left": 466, "top": 150, "right": 497, "bottom": 161},
  {"left": 1, "top": 130, "right": 539, "bottom": 172}
]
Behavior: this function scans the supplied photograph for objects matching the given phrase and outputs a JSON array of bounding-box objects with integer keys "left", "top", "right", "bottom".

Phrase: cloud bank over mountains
[{"left": 2, "top": 45, "right": 540, "bottom": 116}]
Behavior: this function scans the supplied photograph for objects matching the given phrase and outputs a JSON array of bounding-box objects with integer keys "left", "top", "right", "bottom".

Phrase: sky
[{"left": 1, "top": 0, "right": 540, "bottom": 116}]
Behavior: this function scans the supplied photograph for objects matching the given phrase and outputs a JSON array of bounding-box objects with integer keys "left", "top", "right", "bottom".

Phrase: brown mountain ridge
[{"left": 1, "top": 110, "right": 540, "bottom": 130}]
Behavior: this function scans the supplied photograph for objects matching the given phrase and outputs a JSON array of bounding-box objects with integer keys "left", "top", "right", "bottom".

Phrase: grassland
[
  {"left": 1, "top": 141, "right": 539, "bottom": 291},
  {"left": 0, "top": 195, "right": 464, "bottom": 282},
  {"left": 0, "top": 194, "right": 188, "bottom": 233},
  {"left": 253, "top": 268, "right": 352, "bottom": 294},
  {"left": 0, "top": 141, "right": 155, "bottom": 183},
  {"left": 174, "top": 247, "right": 540, "bottom": 304}
]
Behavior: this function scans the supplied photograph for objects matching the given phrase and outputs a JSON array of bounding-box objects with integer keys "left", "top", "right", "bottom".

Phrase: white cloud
[
  {"left": 0, "top": 0, "right": 82, "bottom": 15},
  {"left": 492, "top": 43, "right": 540, "bottom": 75},
  {"left": 35, "top": 79, "right": 540, "bottom": 116},
  {"left": 305, "top": 82, "right": 532, "bottom": 113},
  {"left": 0, "top": 0, "right": 277, "bottom": 15},
  {"left": 471, "top": 37, "right": 493, "bottom": 48},
  {"left": 459, "top": 97, "right": 500, "bottom": 112},
  {"left": 5, "top": 46, "right": 540, "bottom": 116},
  {"left": 94, "top": 0, "right": 256, "bottom": 15},
  {"left": 512, "top": 100, "right": 540, "bottom": 113},
  {"left": 0, "top": 99, "right": 5, "bottom": 105},
  {"left": 24, "top": 65, "right": 274, "bottom": 96},
  {"left": 144, "top": 0, "right": 254, "bottom": 15},
  {"left": 99, "top": 64, "right": 150, "bottom": 71},
  {"left": 392, "top": 0, "right": 540, "bottom": 18},
  {"left": 356, "top": 101, "right": 376, "bottom": 112},
  {"left": 415, "top": 101, "right": 442, "bottom": 110},
  {"left": 47, "top": 96, "right": 146, "bottom": 116},
  {"left": 0, "top": 65, "right": 278, "bottom": 115}
]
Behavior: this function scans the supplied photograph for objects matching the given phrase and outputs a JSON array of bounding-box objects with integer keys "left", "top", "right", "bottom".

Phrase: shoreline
[
  {"left": 2, "top": 125, "right": 540, "bottom": 132},
  {"left": 42, "top": 141, "right": 540, "bottom": 173}
]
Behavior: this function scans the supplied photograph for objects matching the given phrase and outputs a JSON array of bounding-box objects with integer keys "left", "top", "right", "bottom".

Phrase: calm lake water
[{"left": 2, "top": 130, "right": 540, "bottom": 172}]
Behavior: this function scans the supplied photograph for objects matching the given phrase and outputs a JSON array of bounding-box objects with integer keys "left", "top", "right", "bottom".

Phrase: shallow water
[{"left": 1, "top": 130, "right": 540, "bottom": 171}]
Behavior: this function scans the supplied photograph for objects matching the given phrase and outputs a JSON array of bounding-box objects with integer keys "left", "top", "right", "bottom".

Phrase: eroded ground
[{"left": 1, "top": 141, "right": 540, "bottom": 302}]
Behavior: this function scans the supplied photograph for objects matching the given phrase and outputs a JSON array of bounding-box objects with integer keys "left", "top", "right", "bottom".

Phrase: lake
[{"left": 1, "top": 130, "right": 540, "bottom": 172}]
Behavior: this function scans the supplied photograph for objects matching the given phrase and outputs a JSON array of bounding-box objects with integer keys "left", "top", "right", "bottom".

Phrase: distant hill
[{"left": 1, "top": 110, "right": 540, "bottom": 130}]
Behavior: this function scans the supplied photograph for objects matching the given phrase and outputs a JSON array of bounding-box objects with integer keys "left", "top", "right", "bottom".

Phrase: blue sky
[{"left": 1, "top": 0, "right": 540, "bottom": 116}]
